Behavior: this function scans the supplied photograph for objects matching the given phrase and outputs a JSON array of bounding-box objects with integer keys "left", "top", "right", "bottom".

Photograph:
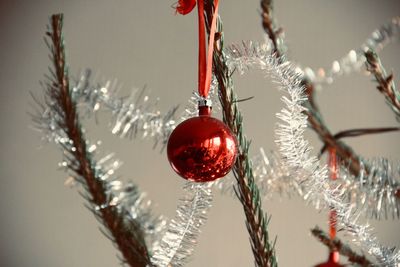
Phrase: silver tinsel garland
[
  {"left": 35, "top": 15, "right": 400, "bottom": 266},
  {"left": 34, "top": 71, "right": 215, "bottom": 266},
  {"left": 150, "top": 182, "right": 212, "bottom": 267},
  {"left": 33, "top": 77, "right": 168, "bottom": 252},
  {"left": 226, "top": 40, "right": 400, "bottom": 220},
  {"left": 303, "top": 16, "right": 400, "bottom": 85},
  {"left": 63, "top": 62, "right": 400, "bottom": 262},
  {"left": 270, "top": 55, "right": 400, "bottom": 265}
]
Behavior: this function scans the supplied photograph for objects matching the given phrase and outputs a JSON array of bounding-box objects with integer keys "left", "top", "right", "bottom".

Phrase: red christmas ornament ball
[
  {"left": 314, "top": 251, "right": 344, "bottom": 267},
  {"left": 167, "top": 115, "right": 237, "bottom": 182}
]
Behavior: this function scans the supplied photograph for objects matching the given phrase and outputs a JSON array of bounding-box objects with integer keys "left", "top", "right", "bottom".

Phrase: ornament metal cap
[
  {"left": 197, "top": 98, "right": 212, "bottom": 107},
  {"left": 198, "top": 98, "right": 212, "bottom": 116}
]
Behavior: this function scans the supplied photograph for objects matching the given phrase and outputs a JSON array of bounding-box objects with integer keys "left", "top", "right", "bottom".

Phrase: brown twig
[
  {"left": 365, "top": 50, "right": 400, "bottom": 120},
  {"left": 319, "top": 127, "right": 400, "bottom": 155},
  {"left": 259, "top": 0, "right": 400, "bottom": 198},
  {"left": 260, "top": 0, "right": 283, "bottom": 58},
  {"left": 311, "top": 227, "right": 374, "bottom": 266},
  {"left": 204, "top": 2, "right": 278, "bottom": 266},
  {"left": 47, "top": 14, "right": 151, "bottom": 267},
  {"left": 259, "top": 0, "right": 364, "bottom": 177}
]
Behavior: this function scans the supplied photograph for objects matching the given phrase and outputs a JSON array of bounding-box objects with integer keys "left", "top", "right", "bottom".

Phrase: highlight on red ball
[{"left": 167, "top": 115, "right": 237, "bottom": 182}]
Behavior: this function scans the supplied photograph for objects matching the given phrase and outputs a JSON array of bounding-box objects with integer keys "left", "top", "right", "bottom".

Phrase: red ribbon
[
  {"left": 328, "top": 147, "right": 337, "bottom": 240},
  {"left": 176, "top": 0, "right": 220, "bottom": 98}
]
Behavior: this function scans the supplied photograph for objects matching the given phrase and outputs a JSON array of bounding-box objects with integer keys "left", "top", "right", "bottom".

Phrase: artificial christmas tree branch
[
  {"left": 260, "top": 0, "right": 364, "bottom": 177},
  {"left": 319, "top": 126, "right": 400, "bottom": 155},
  {"left": 46, "top": 14, "right": 152, "bottom": 267},
  {"left": 204, "top": 2, "right": 278, "bottom": 266},
  {"left": 260, "top": 0, "right": 283, "bottom": 58},
  {"left": 311, "top": 227, "right": 374, "bottom": 266},
  {"left": 259, "top": 0, "right": 400, "bottom": 198},
  {"left": 33, "top": 4, "right": 399, "bottom": 266},
  {"left": 365, "top": 50, "right": 400, "bottom": 121}
]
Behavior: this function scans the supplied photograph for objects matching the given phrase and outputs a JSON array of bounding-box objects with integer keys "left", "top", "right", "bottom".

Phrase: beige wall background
[{"left": 0, "top": 0, "right": 399, "bottom": 266}]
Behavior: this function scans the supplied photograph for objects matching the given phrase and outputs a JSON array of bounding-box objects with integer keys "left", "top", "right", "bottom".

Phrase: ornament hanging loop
[{"left": 198, "top": 98, "right": 212, "bottom": 116}]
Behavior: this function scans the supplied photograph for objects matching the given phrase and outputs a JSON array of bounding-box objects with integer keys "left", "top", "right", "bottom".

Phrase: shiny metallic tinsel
[
  {"left": 302, "top": 17, "right": 400, "bottom": 85},
  {"left": 269, "top": 55, "right": 400, "bottom": 265},
  {"left": 227, "top": 17, "right": 400, "bottom": 87},
  {"left": 213, "top": 148, "right": 300, "bottom": 199},
  {"left": 226, "top": 41, "right": 400, "bottom": 220},
  {"left": 77, "top": 72, "right": 299, "bottom": 202},
  {"left": 150, "top": 183, "right": 212, "bottom": 267},
  {"left": 339, "top": 159, "right": 400, "bottom": 220},
  {"left": 70, "top": 70, "right": 179, "bottom": 148},
  {"left": 37, "top": 71, "right": 216, "bottom": 266},
  {"left": 33, "top": 79, "right": 167, "bottom": 252}
]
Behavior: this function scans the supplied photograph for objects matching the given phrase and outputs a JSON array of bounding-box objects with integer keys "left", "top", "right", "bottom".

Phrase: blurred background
[{"left": 0, "top": 0, "right": 399, "bottom": 266}]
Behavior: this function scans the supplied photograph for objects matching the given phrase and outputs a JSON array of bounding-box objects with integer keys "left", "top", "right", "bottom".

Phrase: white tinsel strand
[
  {"left": 66, "top": 73, "right": 216, "bottom": 265},
  {"left": 213, "top": 148, "right": 302, "bottom": 200},
  {"left": 69, "top": 70, "right": 179, "bottom": 148},
  {"left": 150, "top": 182, "right": 213, "bottom": 267},
  {"left": 339, "top": 159, "right": 400, "bottom": 220},
  {"left": 32, "top": 78, "right": 168, "bottom": 254},
  {"left": 225, "top": 41, "right": 400, "bottom": 220},
  {"left": 79, "top": 73, "right": 300, "bottom": 202},
  {"left": 301, "top": 16, "right": 400, "bottom": 85},
  {"left": 228, "top": 17, "right": 400, "bottom": 87},
  {"left": 269, "top": 56, "right": 400, "bottom": 265},
  {"left": 304, "top": 17, "right": 400, "bottom": 84},
  {"left": 68, "top": 54, "right": 400, "bottom": 221}
]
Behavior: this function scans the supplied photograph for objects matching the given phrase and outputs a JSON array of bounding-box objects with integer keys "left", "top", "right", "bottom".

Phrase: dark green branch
[
  {"left": 46, "top": 14, "right": 151, "bottom": 267},
  {"left": 204, "top": 3, "right": 278, "bottom": 266}
]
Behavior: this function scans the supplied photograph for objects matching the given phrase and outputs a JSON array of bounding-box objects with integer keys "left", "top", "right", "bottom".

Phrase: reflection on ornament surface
[{"left": 167, "top": 115, "right": 237, "bottom": 182}]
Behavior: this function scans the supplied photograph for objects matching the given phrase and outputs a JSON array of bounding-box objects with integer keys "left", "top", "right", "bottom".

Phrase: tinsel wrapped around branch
[
  {"left": 38, "top": 14, "right": 154, "bottom": 266},
  {"left": 35, "top": 14, "right": 215, "bottom": 267},
  {"left": 270, "top": 56, "right": 400, "bottom": 265},
  {"left": 302, "top": 17, "right": 400, "bottom": 85},
  {"left": 226, "top": 41, "right": 400, "bottom": 220},
  {"left": 259, "top": 0, "right": 400, "bottom": 185},
  {"left": 33, "top": 3, "right": 400, "bottom": 267},
  {"left": 204, "top": 2, "right": 278, "bottom": 266},
  {"left": 151, "top": 183, "right": 212, "bottom": 267}
]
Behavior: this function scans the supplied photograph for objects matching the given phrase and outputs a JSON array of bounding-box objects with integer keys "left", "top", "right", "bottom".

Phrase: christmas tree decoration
[
  {"left": 167, "top": 112, "right": 237, "bottom": 182},
  {"left": 314, "top": 148, "right": 344, "bottom": 267},
  {"left": 227, "top": 40, "right": 400, "bottom": 220},
  {"left": 151, "top": 182, "right": 212, "bottom": 267},
  {"left": 167, "top": 0, "right": 237, "bottom": 182},
  {"left": 32, "top": 2, "right": 400, "bottom": 266},
  {"left": 35, "top": 14, "right": 217, "bottom": 267},
  {"left": 304, "top": 17, "right": 400, "bottom": 86},
  {"left": 270, "top": 53, "right": 400, "bottom": 265}
]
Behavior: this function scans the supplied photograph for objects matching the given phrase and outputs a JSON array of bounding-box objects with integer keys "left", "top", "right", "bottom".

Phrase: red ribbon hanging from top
[
  {"left": 328, "top": 147, "right": 337, "bottom": 240},
  {"left": 176, "top": 0, "right": 220, "bottom": 98},
  {"left": 328, "top": 147, "right": 340, "bottom": 263}
]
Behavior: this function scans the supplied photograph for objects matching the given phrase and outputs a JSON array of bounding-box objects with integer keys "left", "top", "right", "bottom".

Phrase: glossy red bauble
[
  {"left": 167, "top": 115, "right": 237, "bottom": 182},
  {"left": 314, "top": 252, "right": 344, "bottom": 267}
]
